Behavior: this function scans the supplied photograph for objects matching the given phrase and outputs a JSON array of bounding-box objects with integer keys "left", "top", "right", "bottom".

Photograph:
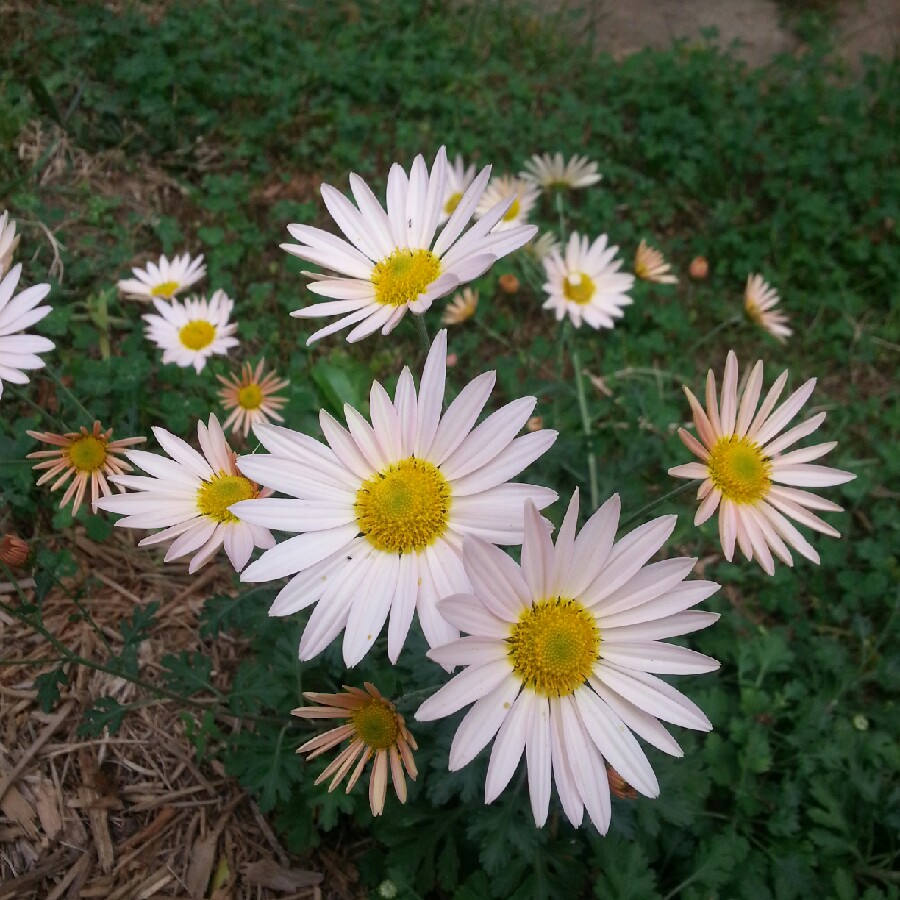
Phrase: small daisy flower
[
  {"left": 441, "top": 288, "right": 478, "bottom": 326},
  {"left": 143, "top": 290, "right": 238, "bottom": 374},
  {"left": 284, "top": 147, "right": 536, "bottom": 345},
  {"left": 543, "top": 233, "right": 634, "bottom": 329},
  {"left": 438, "top": 155, "right": 477, "bottom": 225},
  {"left": 521, "top": 153, "right": 601, "bottom": 190},
  {"left": 669, "top": 350, "right": 855, "bottom": 575},
  {"left": 0, "top": 263, "right": 55, "bottom": 400},
  {"left": 415, "top": 490, "right": 720, "bottom": 832},
  {"left": 217, "top": 358, "right": 289, "bottom": 438},
  {"left": 294, "top": 682, "right": 417, "bottom": 816},
  {"left": 27, "top": 421, "right": 145, "bottom": 517},
  {"left": 634, "top": 240, "right": 677, "bottom": 285},
  {"left": 744, "top": 274, "right": 791, "bottom": 343},
  {"left": 0, "top": 211, "right": 20, "bottom": 278},
  {"left": 526, "top": 232, "right": 561, "bottom": 263},
  {"left": 118, "top": 252, "right": 206, "bottom": 301},
  {"left": 475, "top": 175, "right": 539, "bottom": 232},
  {"left": 95, "top": 414, "right": 274, "bottom": 574},
  {"left": 232, "top": 330, "right": 558, "bottom": 665}
]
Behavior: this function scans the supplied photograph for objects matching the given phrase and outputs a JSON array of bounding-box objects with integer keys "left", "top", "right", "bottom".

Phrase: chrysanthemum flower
[
  {"left": 95, "top": 414, "right": 274, "bottom": 574},
  {"left": 521, "top": 153, "right": 601, "bottom": 190},
  {"left": 634, "top": 240, "right": 677, "bottom": 285},
  {"left": 415, "top": 491, "right": 720, "bottom": 832},
  {"left": 744, "top": 274, "right": 791, "bottom": 343},
  {"left": 526, "top": 232, "right": 561, "bottom": 263},
  {"left": 283, "top": 147, "right": 535, "bottom": 344},
  {"left": 217, "top": 358, "right": 289, "bottom": 438},
  {"left": 542, "top": 233, "right": 634, "bottom": 329},
  {"left": 27, "top": 421, "right": 145, "bottom": 517},
  {"left": 233, "top": 330, "right": 558, "bottom": 665},
  {"left": 669, "top": 350, "right": 855, "bottom": 575},
  {"left": 118, "top": 252, "right": 206, "bottom": 301},
  {"left": 0, "top": 211, "right": 20, "bottom": 278},
  {"left": 294, "top": 682, "right": 417, "bottom": 816},
  {"left": 143, "top": 290, "right": 238, "bottom": 374},
  {"left": 475, "top": 175, "right": 539, "bottom": 232},
  {"left": 438, "top": 155, "right": 477, "bottom": 225},
  {"left": 441, "top": 288, "right": 478, "bottom": 326},
  {"left": 0, "top": 263, "right": 55, "bottom": 400}
]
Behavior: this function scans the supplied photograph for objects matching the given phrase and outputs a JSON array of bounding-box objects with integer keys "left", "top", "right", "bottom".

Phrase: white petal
[
  {"left": 448, "top": 673, "right": 521, "bottom": 770},
  {"left": 485, "top": 690, "right": 533, "bottom": 803},
  {"left": 343, "top": 551, "right": 399, "bottom": 666},
  {"left": 415, "top": 657, "right": 513, "bottom": 721},
  {"left": 600, "top": 641, "right": 720, "bottom": 675},
  {"left": 241, "top": 525, "right": 358, "bottom": 581}
]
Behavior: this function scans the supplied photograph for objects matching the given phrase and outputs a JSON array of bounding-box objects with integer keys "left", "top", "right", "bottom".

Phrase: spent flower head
[{"left": 217, "top": 358, "right": 289, "bottom": 438}]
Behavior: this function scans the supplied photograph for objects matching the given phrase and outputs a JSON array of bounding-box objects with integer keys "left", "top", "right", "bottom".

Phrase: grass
[{"left": 1, "top": 1, "right": 898, "bottom": 898}]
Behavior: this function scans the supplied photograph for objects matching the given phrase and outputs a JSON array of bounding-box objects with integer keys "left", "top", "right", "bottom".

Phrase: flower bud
[
  {"left": 689, "top": 256, "right": 709, "bottom": 280},
  {"left": 0, "top": 534, "right": 29, "bottom": 569}
]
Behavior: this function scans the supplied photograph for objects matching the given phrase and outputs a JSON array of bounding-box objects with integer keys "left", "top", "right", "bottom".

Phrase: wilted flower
[
  {"left": 669, "top": 350, "right": 855, "bottom": 575},
  {"left": 634, "top": 240, "right": 677, "bottom": 284},
  {"left": 217, "top": 358, "right": 289, "bottom": 437},
  {"left": 294, "top": 682, "right": 417, "bottom": 817},
  {"left": 441, "top": 288, "right": 478, "bottom": 325},
  {"left": 118, "top": 252, "right": 206, "bottom": 301},
  {"left": 27, "top": 421, "right": 145, "bottom": 516},
  {"left": 744, "top": 274, "right": 791, "bottom": 343}
]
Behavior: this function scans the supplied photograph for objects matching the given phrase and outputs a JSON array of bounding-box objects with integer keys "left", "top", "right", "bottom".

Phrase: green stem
[
  {"left": 8, "top": 385, "right": 71, "bottom": 432},
  {"left": 568, "top": 330, "right": 599, "bottom": 512},
  {"left": 687, "top": 314, "right": 742, "bottom": 355},
  {"left": 554, "top": 191, "right": 567, "bottom": 241},
  {"left": 413, "top": 313, "right": 431, "bottom": 354},
  {"left": 619, "top": 480, "right": 698, "bottom": 530},
  {"left": 44, "top": 366, "right": 96, "bottom": 424}
]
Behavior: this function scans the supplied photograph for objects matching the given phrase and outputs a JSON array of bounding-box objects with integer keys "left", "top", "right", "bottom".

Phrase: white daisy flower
[
  {"left": 0, "top": 263, "right": 55, "bottom": 401},
  {"left": 415, "top": 490, "right": 720, "bottom": 832},
  {"left": 744, "top": 274, "right": 791, "bottom": 343},
  {"left": 118, "top": 252, "right": 206, "bottom": 301},
  {"left": 0, "top": 211, "right": 20, "bottom": 278},
  {"left": 439, "top": 155, "right": 477, "bottom": 225},
  {"left": 283, "top": 147, "right": 536, "bottom": 345},
  {"left": 543, "top": 232, "right": 634, "bottom": 329},
  {"left": 474, "top": 175, "right": 539, "bottom": 232},
  {"left": 669, "top": 350, "right": 855, "bottom": 575},
  {"left": 526, "top": 232, "right": 561, "bottom": 263},
  {"left": 143, "top": 290, "right": 239, "bottom": 374},
  {"left": 521, "top": 153, "right": 602, "bottom": 190},
  {"left": 232, "top": 330, "right": 558, "bottom": 666},
  {"left": 95, "top": 414, "right": 274, "bottom": 574}
]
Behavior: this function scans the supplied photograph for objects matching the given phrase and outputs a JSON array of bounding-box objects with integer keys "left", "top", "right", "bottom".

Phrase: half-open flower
[
  {"left": 744, "top": 274, "right": 791, "bottom": 343},
  {"left": 118, "top": 252, "right": 206, "bottom": 301}
]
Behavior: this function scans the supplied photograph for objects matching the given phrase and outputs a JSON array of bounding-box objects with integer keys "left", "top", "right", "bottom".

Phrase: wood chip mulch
[{"left": 0, "top": 528, "right": 365, "bottom": 900}]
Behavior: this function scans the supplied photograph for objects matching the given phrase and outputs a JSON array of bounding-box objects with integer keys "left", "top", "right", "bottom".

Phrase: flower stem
[
  {"left": 44, "top": 366, "right": 96, "bottom": 424},
  {"left": 568, "top": 330, "right": 599, "bottom": 512},
  {"left": 619, "top": 480, "right": 698, "bottom": 530},
  {"left": 413, "top": 313, "right": 431, "bottom": 354},
  {"left": 688, "top": 314, "right": 742, "bottom": 355}
]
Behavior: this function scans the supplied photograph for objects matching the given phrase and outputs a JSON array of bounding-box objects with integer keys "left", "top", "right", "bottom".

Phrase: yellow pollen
[
  {"left": 355, "top": 458, "right": 450, "bottom": 553},
  {"left": 178, "top": 320, "right": 216, "bottom": 351},
  {"left": 237, "top": 383, "right": 263, "bottom": 410},
  {"left": 196, "top": 472, "right": 255, "bottom": 523},
  {"left": 352, "top": 698, "right": 400, "bottom": 751},
  {"left": 502, "top": 197, "right": 521, "bottom": 222},
  {"left": 508, "top": 598, "right": 600, "bottom": 698},
  {"left": 707, "top": 436, "right": 771, "bottom": 503},
  {"left": 444, "top": 192, "right": 463, "bottom": 215},
  {"left": 745, "top": 297, "right": 763, "bottom": 325},
  {"left": 563, "top": 274, "right": 596, "bottom": 305},
  {"left": 67, "top": 435, "right": 108, "bottom": 473},
  {"left": 635, "top": 260, "right": 649, "bottom": 280},
  {"left": 150, "top": 280, "right": 180, "bottom": 298},
  {"left": 372, "top": 249, "right": 441, "bottom": 307}
]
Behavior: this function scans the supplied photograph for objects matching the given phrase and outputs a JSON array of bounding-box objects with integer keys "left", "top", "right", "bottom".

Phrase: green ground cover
[{"left": 1, "top": 1, "right": 897, "bottom": 897}]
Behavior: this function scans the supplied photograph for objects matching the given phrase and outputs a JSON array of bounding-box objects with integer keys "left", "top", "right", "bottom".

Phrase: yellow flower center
[
  {"left": 635, "top": 258, "right": 650, "bottom": 280},
  {"left": 502, "top": 197, "right": 521, "bottom": 222},
  {"left": 67, "top": 435, "right": 108, "bottom": 473},
  {"left": 371, "top": 249, "right": 441, "bottom": 307},
  {"left": 744, "top": 297, "right": 763, "bottom": 325},
  {"left": 707, "top": 436, "right": 771, "bottom": 503},
  {"left": 196, "top": 472, "right": 256, "bottom": 523},
  {"left": 352, "top": 698, "right": 400, "bottom": 751},
  {"left": 444, "top": 192, "right": 463, "bottom": 215},
  {"left": 237, "top": 383, "right": 263, "bottom": 410},
  {"left": 508, "top": 597, "right": 600, "bottom": 698},
  {"left": 178, "top": 320, "right": 216, "bottom": 351},
  {"left": 563, "top": 274, "right": 595, "bottom": 305},
  {"left": 355, "top": 458, "right": 450, "bottom": 553},
  {"left": 150, "top": 280, "right": 180, "bottom": 298}
]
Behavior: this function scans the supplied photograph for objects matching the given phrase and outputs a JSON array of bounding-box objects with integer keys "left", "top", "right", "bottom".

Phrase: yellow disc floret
[
  {"left": 67, "top": 435, "right": 108, "bottom": 472},
  {"left": 371, "top": 249, "right": 441, "bottom": 308},
  {"left": 197, "top": 472, "right": 256, "bottom": 523},
  {"left": 444, "top": 192, "right": 463, "bottom": 216},
  {"left": 502, "top": 198, "right": 521, "bottom": 222},
  {"left": 563, "top": 274, "right": 596, "bottom": 305},
  {"left": 508, "top": 597, "right": 600, "bottom": 697},
  {"left": 352, "top": 698, "right": 401, "bottom": 751},
  {"left": 707, "top": 436, "right": 771, "bottom": 503},
  {"left": 355, "top": 458, "right": 450, "bottom": 553},
  {"left": 150, "top": 280, "right": 180, "bottom": 298},
  {"left": 237, "top": 383, "right": 263, "bottom": 410},
  {"left": 178, "top": 320, "right": 216, "bottom": 351}
]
